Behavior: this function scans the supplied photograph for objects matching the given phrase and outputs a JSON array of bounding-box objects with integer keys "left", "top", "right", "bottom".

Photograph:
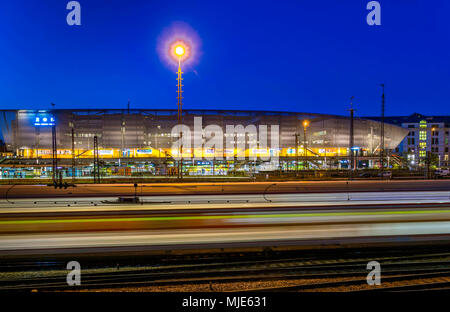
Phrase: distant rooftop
[
  {"left": 366, "top": 113, "right": 450, "bottom": 126},
  {"left": 1, "top": 108, "right": 341, "bottom": 118}
]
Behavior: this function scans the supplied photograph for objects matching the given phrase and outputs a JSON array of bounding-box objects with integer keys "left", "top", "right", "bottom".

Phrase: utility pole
[
  {"left": 348, "top": 96, "right": 355, "bottom": 178},
  {"left": 121, "top": 114, "right": 125, "bottom": 159},
  {"left": 52, "top": 124, "right": 57, "bottom": 184},
  {"left": 295, "top": 133, "right": 299, "bottom": 176},
  {"left": 35, "top": 127, "right": 40, "bottom": 165},
  {"left": 177, "top": 56, "right": 184, "bottom": 179},
  {"left": 303, "top": 121, "right": 309, "bottom": 170},
  {"left": 51, "top": 103, "right": 57, "bottom": 184},
  {"left": 93, "top": 135, "right": 100, "bottom": 183},
  {"left": 71, "top": 125, "right": 75, "bottom": 183},
  {"left": 380, "top": 84, "right": 385, "bottom": 178}
]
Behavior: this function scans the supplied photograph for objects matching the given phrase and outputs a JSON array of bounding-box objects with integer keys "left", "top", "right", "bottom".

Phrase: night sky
[{"left": 1, "top": 0, "right": 449, "bottom": 117}]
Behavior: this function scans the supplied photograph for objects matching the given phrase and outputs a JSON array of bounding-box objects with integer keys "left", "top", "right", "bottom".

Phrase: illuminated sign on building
[
  {"left": 34, "top": 116, "right": 55, "bottom": 126},
  {"left": 99, "top": 149, "right": 114, "bottom": 155},
  {"left": 137, "top": 149, "right": 153, "bottom": 155}
]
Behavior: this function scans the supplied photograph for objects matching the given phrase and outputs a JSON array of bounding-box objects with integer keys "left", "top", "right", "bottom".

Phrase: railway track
[
  {"left": 245, "top": 271, "right": 450, "bottom": 292},
  {"left": 1, "top": 248, "right": 450, "bottom": 291}
]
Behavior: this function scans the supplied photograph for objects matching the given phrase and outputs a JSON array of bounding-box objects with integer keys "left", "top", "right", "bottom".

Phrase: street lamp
[
  {"left": 157, "top": 23, "right": 200, "bottom": 177},
  {"left": 174, "top": 44, "right": 185, "bottom": 124},
  {"left": 175, "top": 45, "right": 185, "bottom": 57},
  {"left": 174, "top": 43, "right": 187, "bottom": 179},
  {"left": 303, "top": 120, "right": 309, "bottom": 170}
]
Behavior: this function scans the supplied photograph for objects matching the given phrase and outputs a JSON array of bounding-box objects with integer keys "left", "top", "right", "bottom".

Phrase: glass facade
[{"left": 0, "top": 109, "right": 409, "bottom": 178}]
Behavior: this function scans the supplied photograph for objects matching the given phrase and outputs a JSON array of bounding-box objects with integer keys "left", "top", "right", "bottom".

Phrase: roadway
[
  {"left": 1, "top": 190, "right": 450, "bottom": 211},
  {"left": 1, "top": 190, "right": 450, "bottom": 257},
  {"left": 1, "top": 180, "right": 450, "bottom": 199},
  {"left": 2, "top": 222, "right": 450, "bottom": 257}
]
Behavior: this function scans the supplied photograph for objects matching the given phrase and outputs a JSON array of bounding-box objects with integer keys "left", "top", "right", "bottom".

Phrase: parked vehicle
[
  {"left": 377, "top": 171, "right": 392, "bottom": 179},
  {"left": 435, "top": 169, "right": 450, "bottom": 178},
  {"left": 359, "top": 171, "right": 392, "bottom": 179}
]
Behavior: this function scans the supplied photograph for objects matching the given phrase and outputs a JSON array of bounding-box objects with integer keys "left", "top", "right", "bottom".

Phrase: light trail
[
  {"left": 1, "top": 222, "right": 450, "bottom": 254},
  {"left": 2, "top": 209, "right": 450, "bottom": 225}
]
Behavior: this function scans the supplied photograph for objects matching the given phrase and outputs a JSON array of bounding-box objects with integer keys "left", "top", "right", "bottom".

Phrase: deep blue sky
[{"left": 0, "top": 0, "right": 449, "bottom": 117}]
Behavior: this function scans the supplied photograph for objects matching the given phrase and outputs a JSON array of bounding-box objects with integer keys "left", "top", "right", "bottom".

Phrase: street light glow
[
  {"left": 170, "top": 41, "right": 190, "bottom": 62},
  {"left": 303, "top": 120, "right": 309, "bottom": 127},
  {"left": 175, "top": 45, "right": 185, "bottom": 57},
  {"left": 157, "top": 22, "right": 201, "bottom": 69}
]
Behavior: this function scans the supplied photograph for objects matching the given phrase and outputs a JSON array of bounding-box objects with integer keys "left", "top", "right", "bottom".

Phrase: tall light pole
[
  {"left": 70, "top": 122, "right": 75, "bottom": 183},
  {"left": 303, "top": 120, "right": 309, "bottom": 170},
  {"left": 51, "top": 103, "right": 57, "bottom": 184},
  {"left": 93, "top": 135, "right": 100, "bottom": 184},
  {"left": 379, "top": 84, "right": 385, "bottom": 177},
  {"left": 175, "top": 45, "right": 185, "bottom": 179},
  {"left": 295, "top": 133, "right": 299, "bottom": 176},
  {"left": 348, "top": 96, "right": 355, "bottom": 176},
  {"left": 52, "top": 123, "right": 57, "bottom": 183}
]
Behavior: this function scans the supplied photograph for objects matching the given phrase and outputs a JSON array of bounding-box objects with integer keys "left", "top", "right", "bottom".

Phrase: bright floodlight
[{"left": 175, "top": 45, "right": 185, "bottom": 56}]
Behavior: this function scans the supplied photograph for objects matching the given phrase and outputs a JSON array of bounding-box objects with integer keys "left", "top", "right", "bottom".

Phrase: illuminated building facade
[
  {"left": 368, "top": 113, "right": 450, "bottom": 168},
  {"left": 0, "top": 109, "right": 408, "bottom": 178}
]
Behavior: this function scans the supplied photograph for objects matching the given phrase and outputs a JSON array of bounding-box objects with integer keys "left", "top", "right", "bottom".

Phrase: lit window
[{"left": 419, "top": 131, "right": 427, "bottom": 141}]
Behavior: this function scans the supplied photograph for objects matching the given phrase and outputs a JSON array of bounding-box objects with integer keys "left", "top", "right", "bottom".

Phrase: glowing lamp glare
[{"left": 175, "top": 46, "right": 185, "bottom": 56}]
